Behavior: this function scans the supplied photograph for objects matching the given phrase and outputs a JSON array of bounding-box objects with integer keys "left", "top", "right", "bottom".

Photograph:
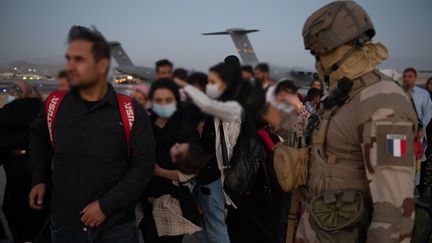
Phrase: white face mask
[
  {"left": 206, "top": 83, "right": 223, "bottom": 99},
  {"left": 7, "top": 95, "right": 15, "bottom": 103},
  {"left": 275, "top": 102, "right": 295, "bottom": 114}
]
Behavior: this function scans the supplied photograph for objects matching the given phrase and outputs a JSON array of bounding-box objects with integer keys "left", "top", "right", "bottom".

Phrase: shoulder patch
[{"left": 375, "top": 121, "right": 414, "bottom": 167}]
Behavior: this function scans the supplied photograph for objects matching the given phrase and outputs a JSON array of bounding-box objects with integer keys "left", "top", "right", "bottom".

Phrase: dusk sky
[{"left": 0, "top": 0, "right": 431, "bottom": 71}]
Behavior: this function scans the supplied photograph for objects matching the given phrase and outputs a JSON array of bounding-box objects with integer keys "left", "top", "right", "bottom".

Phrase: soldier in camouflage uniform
[{"left": 295, "top": 1, "right": 418, "bottom": 242}]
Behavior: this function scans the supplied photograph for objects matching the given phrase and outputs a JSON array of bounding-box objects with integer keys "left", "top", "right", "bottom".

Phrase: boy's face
[
  {"left": 156, "top": 65, "right": 173, "bottom": 79},
  {"left": 312, "top": 95, "right": 321, "bottom": 105},
  {"left": 170, "top": 143, "right": 189, "bottom": 163}
]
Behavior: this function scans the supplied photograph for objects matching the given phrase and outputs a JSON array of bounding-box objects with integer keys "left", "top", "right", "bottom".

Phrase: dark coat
[
  {"left": 0, "top": 97, "right": 42, "bottom": 154},
  {"left": 0, "top": 97, "right": 49, "bottom": 242},
  {"left": 146, "top": 107, "right": 199, "bottom": 197}
]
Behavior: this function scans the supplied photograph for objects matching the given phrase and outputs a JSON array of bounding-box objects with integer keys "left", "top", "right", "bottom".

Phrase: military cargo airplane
[
  {"left": 109, "top": 41, "right": 156, "bottom": 81},
  {"left": 202, "top": 28, "right": 317, "bottom": 87},
  {"left": 110, "top": 28, "right": 316, "bottom": 86}
]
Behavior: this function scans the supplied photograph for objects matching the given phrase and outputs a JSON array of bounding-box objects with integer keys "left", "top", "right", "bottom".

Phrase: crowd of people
[
  {"left": 0, "top": 2, "right": 432, "bottom": 243},
  {"left": 0, "top": 25, "right": 323, "bottom": 243}
]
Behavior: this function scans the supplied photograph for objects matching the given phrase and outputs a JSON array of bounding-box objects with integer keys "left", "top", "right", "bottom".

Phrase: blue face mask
[
  {"left": 7, "top": 95, "right": 15, "bottom": 103},
  {"left": 152, "top": 103, "right": 177, "bottom": 118}
]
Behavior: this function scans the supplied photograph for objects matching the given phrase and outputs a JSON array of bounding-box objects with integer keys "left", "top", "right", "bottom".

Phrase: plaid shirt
[
  {"left": 297, "top": 104, "right": 311, "bottom": 119},
  {"left": 152, "top": 194, "right": 201, "bottom": 237}
]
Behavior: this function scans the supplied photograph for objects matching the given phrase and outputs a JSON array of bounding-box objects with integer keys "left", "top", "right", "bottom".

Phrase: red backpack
[{"left": 45, "top": 90, "right": 135, "bottom": 156}]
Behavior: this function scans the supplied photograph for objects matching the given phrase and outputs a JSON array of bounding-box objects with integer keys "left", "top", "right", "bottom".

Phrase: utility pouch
[
  {"left": 309, "top": 190, "right": 369, "bottom": 243},
  {"left": 273, "top": 142, "right": 309, "bottom": 192}
]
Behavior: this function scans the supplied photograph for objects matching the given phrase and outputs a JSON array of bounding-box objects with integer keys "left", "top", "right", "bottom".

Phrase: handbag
[{"left": 219, "top": 121, "right": 266, "bottom": 203}]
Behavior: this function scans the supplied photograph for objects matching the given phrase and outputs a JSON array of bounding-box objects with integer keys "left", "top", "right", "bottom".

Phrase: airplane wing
[
  {"left": 202, "top": 31, "right": 231, "bottom": 35},
  {"left": 202, "top": 29, "right": 259, "bottom": 35}
]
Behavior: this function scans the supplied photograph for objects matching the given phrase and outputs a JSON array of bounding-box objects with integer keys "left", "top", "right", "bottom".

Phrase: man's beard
[{"left": 69, "top": 78, "right": 100, "bottom": 91}]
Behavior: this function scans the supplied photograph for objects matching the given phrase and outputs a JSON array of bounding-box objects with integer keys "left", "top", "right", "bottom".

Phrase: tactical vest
[
  {"left": 296, "top": 71, "right": 391, "bottom": 242},
  {"left": 305, "top": 71, "right": 388, "bottom": 199}
]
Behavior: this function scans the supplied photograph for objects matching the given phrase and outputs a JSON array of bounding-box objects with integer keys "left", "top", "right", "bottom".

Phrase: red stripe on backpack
[
  {"left": 45, "top": 90, "right": 67, "bottom": 149},
  {"left": 116, "top": 93, "right": 135, "bottom": 157},
  {"left": 257, "top": 129, "right": 276, "bottom": 152}
]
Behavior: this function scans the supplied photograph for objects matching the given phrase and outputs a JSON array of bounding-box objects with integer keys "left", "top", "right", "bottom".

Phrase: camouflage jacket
[{"left": 294, "top": 71, "right": 418, "bottom": 243}]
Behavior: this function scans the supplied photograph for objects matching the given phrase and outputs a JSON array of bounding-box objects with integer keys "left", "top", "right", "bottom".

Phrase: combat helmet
[{"left": 303, "top": 1, "right": 375, "bottom": 55}]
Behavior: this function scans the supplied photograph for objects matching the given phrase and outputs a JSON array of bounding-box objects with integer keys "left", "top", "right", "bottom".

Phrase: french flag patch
[{"left": 386, "top": 134, "right": 407, "bottom": 157}]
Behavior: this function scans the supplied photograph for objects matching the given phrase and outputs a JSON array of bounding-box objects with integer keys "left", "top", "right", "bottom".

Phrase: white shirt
[
  {"left": 183, "top": 85, "right": 243, "bottom": 205},
  {"left": 183, "top": 86, "right": 243, "bottom": 166},
  {"left": 412, "top": 86, "right": 432, "bottom": 128}
]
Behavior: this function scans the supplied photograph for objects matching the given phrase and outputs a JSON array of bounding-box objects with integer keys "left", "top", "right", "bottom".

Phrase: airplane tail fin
[
  {"left": 109, "top": 41, "right": 134, "bottom": 66},
  {"left": 202, "top": 28, "right": 259, "bottom": 65}
]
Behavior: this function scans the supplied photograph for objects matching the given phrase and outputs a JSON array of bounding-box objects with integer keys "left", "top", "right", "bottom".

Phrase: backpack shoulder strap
[
  {"left": 257, "top": 128, "right": 276, "bottom": 152},
  {"left": 116, "top": 93, "right": 135, "bottom": 157},
  {"left": 218, "top": 120, "right": 230, "bottom": 169},
  {"left": 45, "top": 90, "right": 67, "bottom": 149}
]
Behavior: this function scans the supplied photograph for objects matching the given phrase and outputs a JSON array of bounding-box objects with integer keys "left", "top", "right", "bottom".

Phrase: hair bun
[{"left": 224, "top": 55, "right": 240, "bottom": 68}]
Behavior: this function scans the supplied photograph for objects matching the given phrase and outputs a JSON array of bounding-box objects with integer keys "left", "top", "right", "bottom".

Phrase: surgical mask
[
  {"left": 206, "top": 84, "right": 223, "bottom": 99},
  {"left": 7, "top": 95, "right": 15, "bottom": 103},
  {"left": 275, "top": 102, "right": 295, "bottom": 114},
  {"left": 152, "top": 103, "right": 177, "bottom": 118}
]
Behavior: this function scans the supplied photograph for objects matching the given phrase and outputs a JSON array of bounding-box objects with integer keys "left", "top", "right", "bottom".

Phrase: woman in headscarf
[
  {"left": 172, "top": 61, "right": 244, "bottom": 243},
  {"left": 140, "top": 79, "right": 202, "bottom": 243},
  {"left": 173, "top": 56, "right": 268, "bottom": 243},
  {"left": 0, "top": 80, "right": 48, "bottom": 243}
]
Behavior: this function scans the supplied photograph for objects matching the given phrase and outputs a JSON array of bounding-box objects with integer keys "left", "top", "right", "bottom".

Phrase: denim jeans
[
  {"left": 194, "top": 179, "right": 230, "bottom": 243},
  {"left": 51, "top": 221, "right": 139, "bottom": 243}
]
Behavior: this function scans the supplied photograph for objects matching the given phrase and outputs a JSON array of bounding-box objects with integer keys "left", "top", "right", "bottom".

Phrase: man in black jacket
[{"left": 28, "top": 26, "right": 155, "bottom": 243}]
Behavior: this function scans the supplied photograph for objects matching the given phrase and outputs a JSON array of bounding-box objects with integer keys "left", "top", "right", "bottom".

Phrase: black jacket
[
  {"left": 143, "top": 108, "right": 201, "bottom": 242},
  {"left": 196, "top": 116, "right": 220, "bottom": 185},
  {"left": 145, "top": 108, "right": 199, "bottom": 197},
  {"left": 0, "top": 97, "right": 42, "bottom": 155},
  {"left": 29, "top": 84, "right": 155, "bottom": 233}
]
